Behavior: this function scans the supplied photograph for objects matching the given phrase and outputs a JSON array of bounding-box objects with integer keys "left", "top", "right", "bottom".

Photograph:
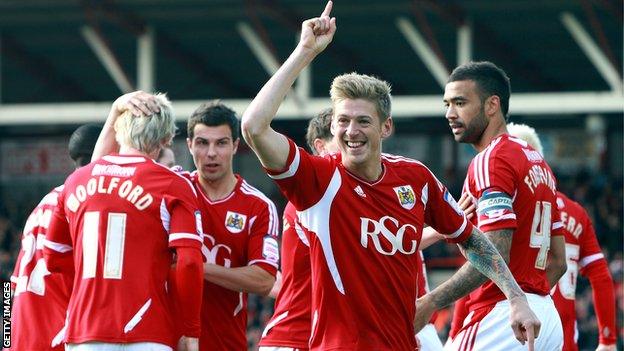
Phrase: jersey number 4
[
  {"left": 529, "top": 201, "right": 552, "bottom": 270},
  {"left": 83, "top": 211, "right": 127, "bottom": 279}
]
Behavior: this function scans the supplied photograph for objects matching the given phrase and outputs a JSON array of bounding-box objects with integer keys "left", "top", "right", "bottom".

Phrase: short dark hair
[
  {"left": 68, "top": 124, "right": 101, "bottom": 167},
  {"left": 305, "top": 108, "right": 333, "bottom": 154},
  {"left": 187, "top": 101, "right": 239, "bottom": 140},
  {"left": 448, "top": 61, "right": 511, "bottom": 120}
]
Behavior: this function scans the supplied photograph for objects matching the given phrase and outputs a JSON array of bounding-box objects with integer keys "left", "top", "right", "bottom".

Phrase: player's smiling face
[
  {"left": 331, "top": 98, "right": 392, "bottom": 175},
  {"left": 444, "top": 80, "right": 489, "bottom": 144},
  {"left": 187, "top": 123, "right": 239, "bottom": 182}
]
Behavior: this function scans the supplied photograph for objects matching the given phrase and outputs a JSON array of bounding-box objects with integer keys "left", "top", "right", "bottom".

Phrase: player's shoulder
[
  {"left": 556, "top": 191, "right": 588, "bottom": 216},
  {"left": 237, "top": 177, "right": 277, "bottom": 209},
  {"left": 382, "top": 153, "right": 429, "bottom": 171},
  {"left": 37, "top": 185, "right": 64, "bottom": 207}
]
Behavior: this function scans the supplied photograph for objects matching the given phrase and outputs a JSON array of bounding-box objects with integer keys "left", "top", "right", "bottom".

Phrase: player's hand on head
[
  {"left": 178, "top": 336, "right": 199, "bottom": 351},
  {"left": 112, "top": 90, "right": 161, "bottom": 117},
  {"left": 299, "top": 0, "right": 337, "bottom": 55},
  {"left": 458, "top": 192, "right": 476, "bottom": 219},
  {"left": 595, "top": 344, "right": 616, "bottom": 351},
  {"left": 509, "top": 296, "right": 541, "bottom": 351}
]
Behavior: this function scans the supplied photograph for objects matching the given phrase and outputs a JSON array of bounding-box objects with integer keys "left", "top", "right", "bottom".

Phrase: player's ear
[
  {"left": 313, "top": 138, "right": 325, "bottom": 155},
  {"left": 186, "top": 137, "right": 192, "bottom": 154},
  {"left": 232, "top": 138, "right": 240, "bottom": 154},
  {"left": 381, "top": 117, "right": 393, "bottom": 139},
  {"left": 485, "top": 95, "right": 500, "bottom": 117}
]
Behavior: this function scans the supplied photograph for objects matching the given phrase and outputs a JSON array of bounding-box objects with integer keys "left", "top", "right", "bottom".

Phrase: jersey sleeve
[
  {"left": 578, "top": 216, "right": 605, "bottom": 272},
  {"left": 246, "top": 197, "right": 280, "bottom": 276},
  {"left": 424, "top": 170, "right": 473, "bottom": 244},
  {"left": 265, "top": 138, "right": 335, "bottom": 211},
  {"left": 469, "top": 150, "right": 518, "bottom": 233},
  {"left": 165, "top": 176, "right": 204, "bottom": 249},
  {"left": 43, "top": 190, "right": 74, "bottom": 272}
]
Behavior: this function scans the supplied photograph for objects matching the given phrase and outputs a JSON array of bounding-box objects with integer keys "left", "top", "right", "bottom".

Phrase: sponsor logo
[
  {"left": 225, "top": 211, "right": 247, "bottom": 234},
  {"left": 522, "top": 148, "right": 543, "bottom": 163},
  {"left": 354, "top": 185, "right": 366, "bottom": 198},
  {"left": 360, "top": 216, "right": 419, "bottom": 256},
  {"left": 92, "top": 164, "right": 136, "bottom": 177},
  {"left": 262, "top": 236, "right": 279, "bottom": 264},
  {"left": 202, "top": 234, "right": 232, "bottom": 268},
  {"left": 393, "top": 185, "right": 416, "bottom": 210}
]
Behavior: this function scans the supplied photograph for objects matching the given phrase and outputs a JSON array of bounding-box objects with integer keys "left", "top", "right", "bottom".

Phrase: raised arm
[
  {"left": 91, "top": 91, "right": 161, "bottom": 160},
  {"left": 241, "top": 1, "right": 336, "bottom": 170}
]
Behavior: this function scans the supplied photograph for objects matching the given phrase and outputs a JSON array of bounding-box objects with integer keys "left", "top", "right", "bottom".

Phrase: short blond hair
[
  {"left": 114, "top": 93, "right": 176, "bottom": 155},
  {"left": 507, "top": 122, "right": 543, "bottom": 155},
  {"left": 330, "top": 72, "right": 392, "bottom": 121}
]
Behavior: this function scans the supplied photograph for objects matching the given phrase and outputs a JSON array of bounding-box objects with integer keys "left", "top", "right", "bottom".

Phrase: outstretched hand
[{"left": 299, "top": 1, "right": 337, "bottom": 55}]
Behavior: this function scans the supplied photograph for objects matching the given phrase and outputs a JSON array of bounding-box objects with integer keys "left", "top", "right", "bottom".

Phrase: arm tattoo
[{"left": 427, "top": 227, "right": 524, "bottom": 310}]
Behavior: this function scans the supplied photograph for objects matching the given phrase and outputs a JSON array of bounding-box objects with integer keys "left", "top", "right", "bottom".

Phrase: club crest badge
[
  {"left": 225, "top": 211, "right": 247, "bottom": 234},
  {"left": 393, "top": 185, "right": 416, "bottom": 210}
]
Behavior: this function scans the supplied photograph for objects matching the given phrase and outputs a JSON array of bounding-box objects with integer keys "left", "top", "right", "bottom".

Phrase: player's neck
[
  {"left": 345, "top": 159, "right": 383, "bottom": 183},
  {"left": 118, "top": 146, "right": 152, "bottom": 159},
  {"left": 199, "top": 172, "right": 238, "bottom": 201},
  {"left": 473, "top": 119, "right": 507, "bottom": 152}
]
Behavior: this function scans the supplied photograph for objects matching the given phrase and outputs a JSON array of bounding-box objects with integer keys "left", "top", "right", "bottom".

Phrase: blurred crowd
[{"left": 1, "top": 169, "right": 622, "bottom": 350}]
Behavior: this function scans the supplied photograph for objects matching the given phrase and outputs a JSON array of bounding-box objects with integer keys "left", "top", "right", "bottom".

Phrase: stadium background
[{"left": 0, "top": 0, "right": 621, "bottom": 349}]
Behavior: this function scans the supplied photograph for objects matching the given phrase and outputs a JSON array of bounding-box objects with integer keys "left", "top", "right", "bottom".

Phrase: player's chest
[
  {"left": 200, "top": 202, "right": 251, "bottom": 249},
  {"left": 329, "top": 177, "right": 427, "bottom": 256}
]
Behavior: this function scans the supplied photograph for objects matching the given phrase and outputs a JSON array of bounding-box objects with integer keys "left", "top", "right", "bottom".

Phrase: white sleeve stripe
[
  {"left": 472, "top": 153, "right": 483, "bottom": 190},
  {"left": 579, "top": 253, "right": 604, "bottom": 268},
  {"left": 248, "top": 259, "right": 279, "bottom": 269},
  {"left": 43, "top": 239, "right": 73, "bottom": 253},
  {"left": 552, "top": 221, "right": 563, "bottom": 229},
  {"left": 475, "top": 137, "right": 501, "bottom": 191},
  {"left": 445, "top": 217, "right": 468, "bottom": 239},
  {"left": 240, "top": 182, "right": 279, "bottom": 237},
  {"left": 478, "top": 213, "right": 517, "bottom": 226},
  {"left": 268, "top": 146, "right": 300, "bottom": 180},
  {"left": 169, "top": 233, "right": 202, "bottom": 242}
]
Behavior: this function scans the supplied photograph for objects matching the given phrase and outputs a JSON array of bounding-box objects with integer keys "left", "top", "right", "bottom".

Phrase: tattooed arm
[
  {"left": 428, "top": 228, "right": 520, "bottom": 308},
  {"left": 415, "top": 227, "right": 541, "bottom": 348}
]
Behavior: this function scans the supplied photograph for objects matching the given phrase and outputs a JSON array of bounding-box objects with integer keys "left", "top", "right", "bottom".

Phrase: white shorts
[
  {"left": 259, "top": 347, "right": 304, "bottom": 351},
  {"left": 66, "top": 342, "right": 172, "bottom": 351},
  {"left": 417, "top": 323, "right": 444, "bottom": 351},
  {"left": 444, "top": 294, "right": 563, "bottom": 351}
]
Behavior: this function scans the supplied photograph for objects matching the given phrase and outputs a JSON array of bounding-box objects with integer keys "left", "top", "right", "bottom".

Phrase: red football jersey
[
  {"left": 462, "top": 134, "right": 563, "bottom": 311},
  {"left": 186, "top": 172, "right": 279, "bottom": 351},
  {"left": 416, "top": 251, "right": 438, "bottom": 324},
  {"left": 551, "top": 192, "right": 616, "bottom": 349},
  {"left": 259, "top": 201, "right": 311, "bottom": 349},
  {"left": 9, "top": 186, "right": 72, "bottom": 351},
  {"left": 266, "top": 140, "right": 473, "bottom": 351},
  {"left": 44, "top": 155, "right": 203, "bottom": 347}
]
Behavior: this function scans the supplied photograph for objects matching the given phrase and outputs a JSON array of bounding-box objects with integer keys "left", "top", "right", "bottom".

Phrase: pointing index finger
[
  {"left": 320, "top": 0, "right": 333, "bottom": 17},
  {"left": 526, "top": 325, "right": 535, "bottom": 351}
]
